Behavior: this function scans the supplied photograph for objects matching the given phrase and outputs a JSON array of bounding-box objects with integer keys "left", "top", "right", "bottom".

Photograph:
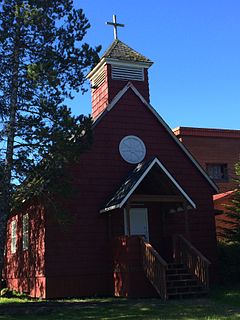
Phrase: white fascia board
[
  {"left": 87, "top": 58, "right": 106, "bottom": 80},
  {"left": 105, "top": 58, "right": 153, "bottom": 69},
  {"left": 93, "top": 82, "right": 218, "bottom": 193},
  {"left": 106, "top": 82, "right": 132, "bottom": 112},
  {"left": 89, "top": 64, "right": 105, "bottom": 83},
  {"left": 118, "top": 158, "right": 157, "bottom": 209},
  {"left": 118, "top": 157, "right": 196, "bottom": 210},
  {"left": 147, "top": 108, "right": 218, "bottom": 192},
  {"left": 87, "top": 57, "right": 152, "bottom": 81},
  {"left": 99, "top": 158, "right": 157, "bottom": 214},
  {"left": 153, "top": 158, "right": 196, "bottom": 209},
  {"left": 127, "top": 84, "right": 218, "bottom": 192},
  {"left": 92, "top": 84, "right": 132, "bottom": 126},
  {"left": 100, "top": 204, "right": 120, "bottom": 214}
]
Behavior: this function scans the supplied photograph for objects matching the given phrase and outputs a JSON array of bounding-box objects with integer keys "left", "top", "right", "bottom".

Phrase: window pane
[
  {"left": 11, "top": 220, "right": 17, "bottom": 254},
  {"left": 22, "top": 214, "right": 29, "bottom": 250},
  {"left": 206, "top": 164, "right": 228, "bottom": 182}
]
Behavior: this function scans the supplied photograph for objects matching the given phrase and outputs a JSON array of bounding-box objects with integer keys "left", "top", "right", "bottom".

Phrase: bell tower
[{"left": 87, "top": 17, "right": 153, "bottom": 120}]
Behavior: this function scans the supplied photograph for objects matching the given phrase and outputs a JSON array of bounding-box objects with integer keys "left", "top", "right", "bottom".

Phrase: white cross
[{"left": 106, "top": 15, "right": 124, "bottom": 40}]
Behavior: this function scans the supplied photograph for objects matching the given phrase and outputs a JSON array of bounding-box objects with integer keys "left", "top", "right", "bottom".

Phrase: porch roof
[{"left": 100, "top": 157, "right": 196, "bottom": 213}]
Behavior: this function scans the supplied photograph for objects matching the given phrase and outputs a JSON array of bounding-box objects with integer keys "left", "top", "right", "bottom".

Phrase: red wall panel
[{"left": 44, "top": 88, "right": 218, "bottom": 297}]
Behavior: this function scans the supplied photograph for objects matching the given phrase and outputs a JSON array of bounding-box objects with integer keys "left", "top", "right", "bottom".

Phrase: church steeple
[{"left": 87, "top": 38, "right": 153, "bottom": 120}]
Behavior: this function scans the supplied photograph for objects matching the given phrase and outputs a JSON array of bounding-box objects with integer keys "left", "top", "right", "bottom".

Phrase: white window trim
[
  {"left": 22, "top": 213, "right": 29, "bottom": 251},
  {"left": 11, "top": 220, "right": 17, "bottom": 254}
]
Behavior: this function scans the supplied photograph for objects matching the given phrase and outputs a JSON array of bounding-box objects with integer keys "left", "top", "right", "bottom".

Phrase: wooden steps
[
  {"left": 140, "top": 236, "right": 210, "bottom": 300},
  {"left": 166, "top": 263, "right": 207, "bottom": 299}
]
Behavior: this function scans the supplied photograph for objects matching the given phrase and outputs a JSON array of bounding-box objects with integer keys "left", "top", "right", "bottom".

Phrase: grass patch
[
  {"left": 0, "top": 297, "right": 31, "bottom": 304},
  {"left": 0, "top": 286, "right": 239, "bottom": 319},
  {"left": 210, "top": 285, "right": 240, "bottom": 308}
]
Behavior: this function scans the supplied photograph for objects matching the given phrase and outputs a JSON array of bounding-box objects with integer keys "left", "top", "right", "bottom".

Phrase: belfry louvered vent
[
  {"left": 112, "top": 66, "right": 144, "bottom": 81},
  {"left": 92, "top": 69, "right": 105, "bottom": 88}
]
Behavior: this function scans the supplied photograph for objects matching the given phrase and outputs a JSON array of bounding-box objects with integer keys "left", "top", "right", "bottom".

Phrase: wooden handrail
[
  {"left": 140, "top": 237, "right": 168, "bottom": 300},
  {"left": 174, "top": 235, "right": 211, "bottom": 290},
  {"left": 179, "top": 236, "right": 211, "bottom": 265}
]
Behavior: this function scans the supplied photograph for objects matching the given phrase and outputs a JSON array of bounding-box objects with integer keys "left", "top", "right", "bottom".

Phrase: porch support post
[
  {"left": 107, "top": 213, "right": 112, "bottom": 240},
  {"left": 183, "top": 202, "right": 190, "bottom": 240},
  {"left": 162, "top": 209, "right": 166, "bottom": 237},
  {"left": 126, "top": 202, "right": 131, "bottom": 236}
]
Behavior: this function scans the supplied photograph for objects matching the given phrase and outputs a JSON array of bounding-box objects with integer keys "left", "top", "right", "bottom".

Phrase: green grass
[
  {"left": 0, "top": 286, "right": 240, "bottom": 320},
  {"left": 210, "top": 285, "right": 240, "bottom": 308},
  {"left": 0, "top": 297, "right": 30, "bottom": 304}
]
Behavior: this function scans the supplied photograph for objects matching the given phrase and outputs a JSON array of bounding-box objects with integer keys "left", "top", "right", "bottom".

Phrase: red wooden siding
[
  {"left": 5, "top": 203, "right": 46, "bottom": 298},
  {"left": 91, "top": 65, "right": 150, "bottom": 120},
  {"left": 43, "top": 87, "right": 218, "bottom": 297},
  {"left": 113, "top": 236, "right": 157, "bottom": 297}
]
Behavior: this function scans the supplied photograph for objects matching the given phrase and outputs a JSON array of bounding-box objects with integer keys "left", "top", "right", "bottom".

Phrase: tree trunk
[{"left": 0, "top": 38, "right": 20, "bottom": 285}]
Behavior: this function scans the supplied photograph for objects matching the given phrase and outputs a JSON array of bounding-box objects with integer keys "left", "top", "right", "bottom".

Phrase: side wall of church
[{"left": 5, "top": 203, "right": 46, "bottom": 298}]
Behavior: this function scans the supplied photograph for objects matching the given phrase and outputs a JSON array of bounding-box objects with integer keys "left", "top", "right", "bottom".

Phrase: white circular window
[{"left": 119, "top": 135, "right": 146, "bottom": 164}]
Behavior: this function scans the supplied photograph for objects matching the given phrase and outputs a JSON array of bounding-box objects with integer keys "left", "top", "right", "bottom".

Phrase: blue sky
[{"left": 70, "top": 0, "right": 240, "bottom": 130}]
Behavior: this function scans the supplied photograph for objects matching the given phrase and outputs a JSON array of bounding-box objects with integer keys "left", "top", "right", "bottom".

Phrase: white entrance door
[{"left": 125, "top": 208, "right": 149, "bottom": 241}]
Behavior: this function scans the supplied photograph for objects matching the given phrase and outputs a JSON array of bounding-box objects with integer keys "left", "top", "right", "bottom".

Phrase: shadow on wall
[{"left": 4, "top": 203, "right": 46, "bottom": 298}]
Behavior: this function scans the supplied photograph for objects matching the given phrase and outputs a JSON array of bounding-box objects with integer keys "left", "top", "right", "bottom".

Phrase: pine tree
[
  {"left": 0, "top": 0, "right": 101, "bottom": 283},
  {"left": 222, "top": 163, "right": 240, "bottom": 243}
]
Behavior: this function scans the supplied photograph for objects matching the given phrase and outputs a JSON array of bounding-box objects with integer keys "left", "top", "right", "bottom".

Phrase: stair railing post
[
  {"left": 183, "top": 202, "right": 190, "bottom": 240},
  {"left": 126, "top": 202, "right": 131, "bottom": 236}
]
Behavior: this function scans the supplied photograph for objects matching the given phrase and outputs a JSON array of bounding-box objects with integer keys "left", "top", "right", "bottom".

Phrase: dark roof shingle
[
  {"left": 100, "top": 158, "right": 154, "bottom": 213},
  {"left": 102, "top": 39, "right": 152, "bottom": 64}
]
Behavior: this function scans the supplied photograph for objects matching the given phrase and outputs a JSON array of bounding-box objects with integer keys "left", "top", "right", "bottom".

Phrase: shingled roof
[
  {"left": 100, "top": 157, "right": 196, "bottom": 213},
  {"left": 102, "top": 39, "right": 153, "bottom": 64},
  {"left": 100, "top": 158, "right": 153, "bottom": 213}
]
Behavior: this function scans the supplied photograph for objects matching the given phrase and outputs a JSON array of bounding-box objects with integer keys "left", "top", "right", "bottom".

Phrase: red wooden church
[{"left": 5, "top": 35, "right": 219, "bottom": 299}]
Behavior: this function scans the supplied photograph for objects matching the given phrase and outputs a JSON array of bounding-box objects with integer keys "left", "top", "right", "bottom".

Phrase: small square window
[{"left": 206, "top": 163, "right": 228, "bottom": 182}]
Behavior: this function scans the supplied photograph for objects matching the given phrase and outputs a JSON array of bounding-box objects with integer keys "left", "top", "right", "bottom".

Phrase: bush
[
  {"left": 0, "top": 288, "right": 13, "bottom": 298},
  {"left": 222, "top": 162, "right": 240, "bottom": 243},
  {"left": 217, "top": 241, "right": 240, "bottom": 284},
  {"left": 0, "top": 288, "right": 29, "bottom": 299}
]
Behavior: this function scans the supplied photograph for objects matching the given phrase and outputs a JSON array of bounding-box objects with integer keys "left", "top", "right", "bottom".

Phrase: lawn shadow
[{"left": 1, "top": 297, "right": 240, "bottom": 320}]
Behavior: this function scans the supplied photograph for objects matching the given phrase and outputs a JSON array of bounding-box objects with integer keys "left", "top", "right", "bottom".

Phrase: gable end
[{"left": 93, "top": 82, "right": 218, "bottom": 192}]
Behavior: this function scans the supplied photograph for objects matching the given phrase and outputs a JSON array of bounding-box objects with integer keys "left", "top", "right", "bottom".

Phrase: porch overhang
[{"left": 100, "top": 157, "right": 196, "bottom": 213}]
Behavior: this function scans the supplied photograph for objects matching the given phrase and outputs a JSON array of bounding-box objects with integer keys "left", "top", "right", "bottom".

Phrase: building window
[
  {"left": 206, "top": 163, "right": 228, "bottom": 182},
  {"left": 22, "top": 214, "right": 29, "bottom": 250},
  {"left": 11, "top": 220, "right": 17, "bottom": 254}
]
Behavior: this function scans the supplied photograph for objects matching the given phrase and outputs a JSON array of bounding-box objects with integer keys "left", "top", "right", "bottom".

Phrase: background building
[{"left": 173, "top": 127, "right": 240, "bottom": 237}]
